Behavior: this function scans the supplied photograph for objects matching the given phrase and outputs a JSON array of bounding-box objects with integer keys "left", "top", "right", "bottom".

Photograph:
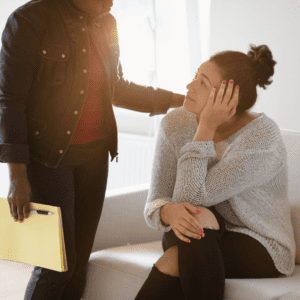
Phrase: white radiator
[{"left": 106, "top": 133, "right": 156, "bottom": 191}]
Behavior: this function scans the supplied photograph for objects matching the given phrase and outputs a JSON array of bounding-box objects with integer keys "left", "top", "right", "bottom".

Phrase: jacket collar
[
  {"left": 64, "top": 0, "right": 88, "bottom": 19},
  {"left": 64, "top": 0, "right": 103, "bottom": 26},
  {"left": 54, "top": 0, "right": 103, "bottom": 43}
]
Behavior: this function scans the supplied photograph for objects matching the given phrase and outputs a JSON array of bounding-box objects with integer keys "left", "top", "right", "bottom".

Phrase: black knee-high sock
[
  {"left": 178, "top": 230, "right": 225, "bottom": 300},
  {"left": 134, "top": 264, "right": 185, "bottom": 300}
]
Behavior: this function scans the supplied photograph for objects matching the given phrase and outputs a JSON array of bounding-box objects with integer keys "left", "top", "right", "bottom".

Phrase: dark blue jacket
[{"left": 0, "top": 0, "right": 173, "bottom": 168}]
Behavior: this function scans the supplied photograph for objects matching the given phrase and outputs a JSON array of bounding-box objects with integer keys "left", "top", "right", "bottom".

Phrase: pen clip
[{"left": 30, "top": 209, "right": 53, "bottom": 215}]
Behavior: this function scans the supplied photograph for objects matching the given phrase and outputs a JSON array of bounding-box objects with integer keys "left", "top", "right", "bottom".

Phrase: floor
[
  {"left": 0, "top": 260, "right": 85, "bottom": 300},
  {"left": 0, "top": 259, "right": 33, "bottom": 299}
]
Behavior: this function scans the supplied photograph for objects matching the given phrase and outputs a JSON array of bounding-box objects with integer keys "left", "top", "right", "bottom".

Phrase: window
[{"left": 111, "top": 0, "right": 211, "bottom": 139}]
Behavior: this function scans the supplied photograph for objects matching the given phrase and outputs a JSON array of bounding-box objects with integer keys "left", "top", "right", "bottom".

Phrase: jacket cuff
[
  {"left": 149, "top": 89, "right": 173, "bottom": 117},
  {"left": 0, "top": 144, "right": 30, "bottom": 164}
]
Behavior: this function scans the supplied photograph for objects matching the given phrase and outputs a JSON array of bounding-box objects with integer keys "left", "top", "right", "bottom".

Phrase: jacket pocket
[
  {"left": 27, "top": 117, "right": 48, "bottom": 140},
  {"left": 37, "top": 44, "right": 70, "bottom": 85}
]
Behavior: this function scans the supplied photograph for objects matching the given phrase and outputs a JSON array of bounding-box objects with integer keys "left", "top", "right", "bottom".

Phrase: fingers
[
  {"left": 216, "top": 80, "right": 237, "bottom": 105},
  {"left": 11, "top": 204, "right": 17, "bottom": 221},
  {"left": 223, "top": 80, "right": 235, "bottom": 105},
  {"left": 174, "top": 228, "right": 192, "bottom": 243},
  {"left": 234, "top": 84, "right": 240, "bottom": 106},
  {"left": 184, "top": 214, "right": 204, "bottom": 235},
  {"left": 11, "top": 203, "right": 30, "bottom": 223},
  {"left": 24, "top": 203, "right": 31, "bottom": 219},
  {"left": 183, "top": 205, "right": 203, "bottom": 234},
  {"left": 227, "top": 80, "right": 235, "bottom": 103},
  {"left": 215, "top": 80, "right": 227, "bottom": 104},
  {"left": 174, "top": 219, "right": 205, "bottom": 244},
  {"left": 17, "top": 204, "right": 24, "bottom": 223}
]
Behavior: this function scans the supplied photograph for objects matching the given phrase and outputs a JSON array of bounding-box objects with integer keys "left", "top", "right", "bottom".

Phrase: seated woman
[{"left": 134, "top": 44, "right": 296, "bottom": 300}]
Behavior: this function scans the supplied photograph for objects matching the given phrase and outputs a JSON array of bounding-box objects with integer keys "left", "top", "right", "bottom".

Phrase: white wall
[
  {"left": 0, "top": 0, "right": 28, "bottom": 198},
  {"left": 209, "top": 0, "right": 300, "bottom": 132},
  {"left": 0, "top": 0, "right": 25, "bottom": 37}
]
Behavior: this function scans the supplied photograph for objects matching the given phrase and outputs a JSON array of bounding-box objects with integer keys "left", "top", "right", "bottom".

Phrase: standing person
[
  {"left": 0, "top": 0, "right": 185, "bottom": 299},
  {"left": 134, "top": 44, "right": 296, "bottom": 300}
]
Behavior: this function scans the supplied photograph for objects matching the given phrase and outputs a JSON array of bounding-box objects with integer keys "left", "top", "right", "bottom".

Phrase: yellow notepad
[{"left": 0, "top": 197, "right": 67, "bottom": 272}]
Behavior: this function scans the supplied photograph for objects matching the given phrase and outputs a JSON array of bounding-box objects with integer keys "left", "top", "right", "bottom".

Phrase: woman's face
[
  {"left": 71, "top": 0, "right": 114, "bottom": 17},
  {"left": 183, "top": 60, "right": 223, "bottom": 121}
]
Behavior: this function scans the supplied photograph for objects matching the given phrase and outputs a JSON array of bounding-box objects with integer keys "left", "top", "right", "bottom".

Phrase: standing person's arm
[
  {"left": 106, "top": 16, "right": 185, "bottom": 115},
  {"left": 114, "top": 61, "right": 180, "bottom": 116},
  {"left": 0, "top": 9, "right": 42, "bottom": 222},
  {"left": 0, "top": 9, "right": 42, "bottom": 164}
]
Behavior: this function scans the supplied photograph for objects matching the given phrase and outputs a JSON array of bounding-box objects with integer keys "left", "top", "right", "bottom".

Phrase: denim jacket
[{"left": 0, "top": 0, "right": 173, "bottom": 168}]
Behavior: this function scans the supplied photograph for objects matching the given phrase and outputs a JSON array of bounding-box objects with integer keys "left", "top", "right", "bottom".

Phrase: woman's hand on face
[{"left": 200, "top": 80, "right": 239, "bottom": 130}]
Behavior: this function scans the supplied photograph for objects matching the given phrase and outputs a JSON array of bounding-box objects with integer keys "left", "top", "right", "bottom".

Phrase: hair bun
[{"left": 247, "top": 44, "right": 277, "bottom": 89}]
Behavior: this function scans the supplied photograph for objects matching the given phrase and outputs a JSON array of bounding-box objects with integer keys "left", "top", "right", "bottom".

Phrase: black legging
[{"left": 136, "top": 206, "right": 283, "bottom": 300}]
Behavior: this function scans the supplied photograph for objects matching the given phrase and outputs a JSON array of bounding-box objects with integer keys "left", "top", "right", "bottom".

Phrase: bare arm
[{"left": 7, "top": 163, "right": 28, "bottom": 182}]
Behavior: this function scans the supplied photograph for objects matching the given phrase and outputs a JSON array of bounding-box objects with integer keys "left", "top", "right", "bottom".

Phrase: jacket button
[
  {"left": 59, "top": 150, "right": 63, "bottom": 154},
  {"left": 80, "top": 90, "right": 85, "bottom": 94},
  {"left": 74, "top": 111, "right": 78, "bottom": 115},
  {"left": 35, "top": 131, "right": 39, "bottom": 135},
  {"left": 79, "top": 16, "right": 84, "bottom": 19},
  {"left": 82, "top": 49, "right": 86, "bottom": 53},
  {"left": 82, "top": 28, "right": 86, "bottom": 32},
  {"left": 67, "top": 131, "right": 71, "bottom": 135},
  {"left": 62, "top": 54, "right": 66, "bottom": 58},
  {"left": 83, "top": 69, "right": 87, "bottom": 73},
  {"left": 43, "top": 50, "right": 47, "bottom": 54}
]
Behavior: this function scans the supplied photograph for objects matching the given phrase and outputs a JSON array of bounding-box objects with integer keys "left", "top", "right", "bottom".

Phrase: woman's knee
[
  {"left": 178, "top": 228, "right": 221, "bottom": 254},
  {"left": 155, "top": 246, "right": 180, "bottom": 277}
]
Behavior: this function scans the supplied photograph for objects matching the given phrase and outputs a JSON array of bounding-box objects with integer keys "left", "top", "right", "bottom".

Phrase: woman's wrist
[
  {"left": 193, "top": 122, "right": 216, "bottom": 142},
  {"left": 160, "top": 203, "right": 172, "bottom": 226}
]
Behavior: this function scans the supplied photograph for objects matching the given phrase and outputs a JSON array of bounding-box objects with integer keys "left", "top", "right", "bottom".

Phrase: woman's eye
[{"left": 194, "top": 72, "right": 206, "bottom": 87}]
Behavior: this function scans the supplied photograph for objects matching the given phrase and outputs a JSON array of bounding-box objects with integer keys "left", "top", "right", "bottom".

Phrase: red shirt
[{"left": 71, "top": 32, "right": 107, "bottom": 144}]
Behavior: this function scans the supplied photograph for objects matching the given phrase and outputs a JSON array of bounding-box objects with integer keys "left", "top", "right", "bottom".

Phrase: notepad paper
[{"left": 0, "top": 198, "right": 67, "bottom": 272}]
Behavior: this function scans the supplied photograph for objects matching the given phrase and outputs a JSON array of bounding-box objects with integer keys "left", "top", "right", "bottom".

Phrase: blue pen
[{"left": 30, "top": 209, "right": 54, "bottom": 216}]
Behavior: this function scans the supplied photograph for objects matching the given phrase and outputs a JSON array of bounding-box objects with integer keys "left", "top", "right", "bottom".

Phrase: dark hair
[{"left": 209, "top": 44, "right": 277, "bottom": 116}]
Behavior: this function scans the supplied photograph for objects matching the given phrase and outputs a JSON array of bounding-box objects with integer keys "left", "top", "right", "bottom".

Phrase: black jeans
[
  {"left": 161, "top": 206, "right": 284, "bottom": 299},
  {"left": 24, "top": 138, "right": 109, "bottom": 300}
]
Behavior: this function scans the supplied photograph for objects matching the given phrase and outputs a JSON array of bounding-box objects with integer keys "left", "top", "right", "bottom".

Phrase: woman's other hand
[{"left": 167, "top": 202, "right": 206, "bottom": 243}]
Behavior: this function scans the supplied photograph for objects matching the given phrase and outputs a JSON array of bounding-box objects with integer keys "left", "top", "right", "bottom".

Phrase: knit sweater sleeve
[
  {"left": 173, "top": 140, "right": 284, "bottom": 206},
  {"left": 143, "top": 123, "right": 177, "bottom": 232}
]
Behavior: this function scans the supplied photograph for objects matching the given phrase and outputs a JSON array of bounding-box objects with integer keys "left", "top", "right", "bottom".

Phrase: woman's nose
[{"left": 186, "top": 81, "right": 195, "bottom": 91}]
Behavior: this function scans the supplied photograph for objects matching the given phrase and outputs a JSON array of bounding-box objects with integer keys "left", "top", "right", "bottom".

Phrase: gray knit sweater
[{"left": 144, "top": 106, "right": 296, "bottom": 276}]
